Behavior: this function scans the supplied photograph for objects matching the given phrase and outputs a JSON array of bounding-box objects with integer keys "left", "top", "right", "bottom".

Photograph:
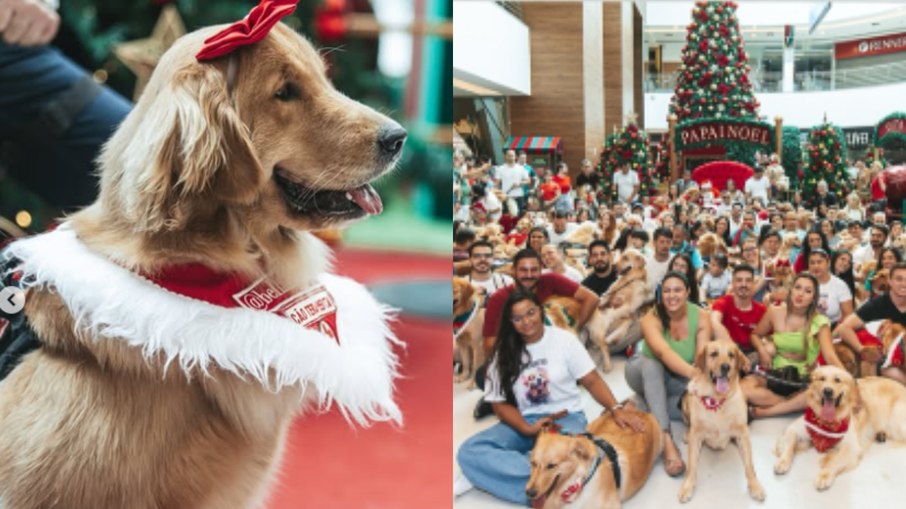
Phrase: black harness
[{"left": 579, "top": 432, "right": 622, "bottom": 489}]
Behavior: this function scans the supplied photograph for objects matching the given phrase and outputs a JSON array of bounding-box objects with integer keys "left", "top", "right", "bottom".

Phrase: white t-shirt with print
[
  {"left": 817, "top": 274, "right": 853, "bottom": 324},
  {"left": 613, "top": 170, "right": 640, "bottom": 203},
  {"left": 646, "top": 254, "right": 673, "bottom": 290},
  {"left": 485, "top": 326, "right": 595, "bottom": 416}
]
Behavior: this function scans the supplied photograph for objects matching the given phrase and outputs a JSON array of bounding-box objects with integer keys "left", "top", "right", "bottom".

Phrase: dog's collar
[
  {"left": 452, "top": 299, "right": 478, "bottom": 340},
  {"left": 804, "top": 407, "right": 849, "bottom": 453},
  {"left": 137, "top": 264, "right": 341, "bottom": 343},
  {"left": 699, "top": 395, "right": 726, "bottom": 411}
]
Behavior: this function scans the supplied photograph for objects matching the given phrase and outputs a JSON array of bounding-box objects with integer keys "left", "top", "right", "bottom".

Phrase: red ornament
[
  {"left": 717, "top": 54, "right": 729, "bottom": 67},
  {"left": 315, "top": 0, "right": 348, "bottom": 41}
]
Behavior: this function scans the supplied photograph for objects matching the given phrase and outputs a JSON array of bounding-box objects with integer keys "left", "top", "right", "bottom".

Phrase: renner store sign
[{"left": 836, "top": 32, "right": 906, "bottom": 60}]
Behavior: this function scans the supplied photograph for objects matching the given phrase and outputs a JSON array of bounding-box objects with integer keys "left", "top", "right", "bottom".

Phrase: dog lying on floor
[
  {"left": 526, "top": 409, "right": 661, "bottom": 509},
  {"left": 679, "top": 340, "right": 765, "bottom": 503},
  {"left": 774, "top": 365, "right": 906, "bottom": 490},
  {"left": 453, "top": 277, "right": 484, "bottom": 386},
  {"left": 0, "top": 10, "right": 404, "bottom": 509}
]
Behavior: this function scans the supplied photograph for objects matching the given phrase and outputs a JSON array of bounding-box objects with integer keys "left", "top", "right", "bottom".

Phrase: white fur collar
[{"left": 3, "top": 225, "right": 401, "bottom": 425}]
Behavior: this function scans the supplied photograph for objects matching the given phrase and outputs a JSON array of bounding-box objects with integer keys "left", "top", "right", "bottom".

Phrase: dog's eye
[
  {"left": 274, "top": 82, "right": 301, "bottom": 101},
  {"left": 546, "top": 463, "right": 556, "bottom": 470},
  {"left": 709, "top": 351, "right": 718, "bottom": 358}
]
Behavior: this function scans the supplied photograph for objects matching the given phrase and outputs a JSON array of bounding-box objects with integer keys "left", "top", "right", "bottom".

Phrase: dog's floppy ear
[
  {"left": 694, "top": 347, "right": 708, "bottom": 373},
  {"left": 571, "top": 439, "right": 592, "bottom": 461},
  {"left": 107, "top": 62, "right": 265, "bottom": 232},
  {"left": 461, "top": 281, "right": 475, "bottom": 303},
  {"left": 735, "top": 345, "right": 747, "bottom": 374}
]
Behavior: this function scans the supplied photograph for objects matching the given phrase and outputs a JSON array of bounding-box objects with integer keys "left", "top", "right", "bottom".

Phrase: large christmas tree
[
  {"left": 669, "top": 1, "right": 759, "bottom": 123},
  {"left": 599, "top": 121, "right": 654, "bottom": 201},
  {"left": 802, "top": 122, "right": 848, "bottom": 201}
]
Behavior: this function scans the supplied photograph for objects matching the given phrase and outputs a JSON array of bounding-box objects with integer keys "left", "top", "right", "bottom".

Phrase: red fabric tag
[
  {"left": 196, "top": 0, "right": 299, "bottom": 61},
  {"left": 804, "top": 407, "right": 849, "bottom": 453},
  {"left": 699, "top": 396, "right": 725, "bottom": 411},
  {"left": 141, "top": 264, "right": 340, "bottom": 344}
]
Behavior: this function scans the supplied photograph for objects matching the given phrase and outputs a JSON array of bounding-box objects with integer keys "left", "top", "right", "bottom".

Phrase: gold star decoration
[{"left": 114, "top": 5, "right": 186, "bottom": 100}]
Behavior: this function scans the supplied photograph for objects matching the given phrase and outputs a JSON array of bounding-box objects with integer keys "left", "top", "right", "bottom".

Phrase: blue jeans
[
  {"left": 457, "top": 411, "right": 588, "bottom": 505},
  {"left": 0, "top": 43, "right": 131, "bottom": 211}
]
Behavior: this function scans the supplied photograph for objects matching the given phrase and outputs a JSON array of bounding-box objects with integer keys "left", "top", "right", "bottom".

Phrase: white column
[
  {"left": 621, "top": 0, "right": 634, "bottom": 117},
  {"left": 782, "top": 46, "right": 795, "bottom": 92}
]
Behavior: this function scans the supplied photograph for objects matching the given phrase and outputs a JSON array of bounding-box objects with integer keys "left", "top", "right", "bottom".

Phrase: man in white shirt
[
  {"left": 646, "top": 227, "right": 674, "bottom": 290},
  {"left": 853, "top": 224, "right": 889, "bottom": 275},
  {"left": 466, "top": 241, "right": 514, "bottom": 297},
  {"left": 546, "top": 210, "right": 579, "bottom": 246},
  {"left": 613, "top": 163, "right": 640, "bottom": 203},
  {"left": 540, "top": 245, "right": 584, "bottom": 283},
  {"left": 745, "top": 166, "right": 771, "bottom": 204},
  {"left": 495, "top": 150, "right": 530, "bottom": 214}
]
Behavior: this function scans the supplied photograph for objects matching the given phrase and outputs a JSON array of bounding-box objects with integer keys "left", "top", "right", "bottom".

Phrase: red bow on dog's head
[{"left": 196, "top": 0, "right": 298, "bottom": 61}]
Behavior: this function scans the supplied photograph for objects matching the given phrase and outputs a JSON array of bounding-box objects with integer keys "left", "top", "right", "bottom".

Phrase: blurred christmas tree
[
  {"left": 781, "top": 125, "right": 802, "bottom": 189},
  {"left": 599, "top": 121, "right": 653, "bottom": 201},
  {"left": 802, "top": 122, "right": 848, "bottom": 201},
  {"left": 864, "top": 145, "right": 887, "bottom": 169},
  {"left": 668, "top": 1, "right": 759, "bottom": 123}
]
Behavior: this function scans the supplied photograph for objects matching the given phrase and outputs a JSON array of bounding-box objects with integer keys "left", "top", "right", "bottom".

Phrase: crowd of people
[{"left": 453, "top": 147, "right": 905, "bottom": 505}]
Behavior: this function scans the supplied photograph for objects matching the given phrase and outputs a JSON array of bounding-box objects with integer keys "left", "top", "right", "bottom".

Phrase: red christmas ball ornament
[{"left": 698, "top": 40, "right": 708, "bottom": 52}]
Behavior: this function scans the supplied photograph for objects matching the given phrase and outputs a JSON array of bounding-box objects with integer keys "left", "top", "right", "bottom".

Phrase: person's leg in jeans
[
  {"left": 457, "top": 411, "right": 587, "bottom": 504},
  {"left": 625, "top": 354, "right": 687, "bottom": 475},
  {"left": 0, "top": 43, "right": 131, "bottom": 212}
]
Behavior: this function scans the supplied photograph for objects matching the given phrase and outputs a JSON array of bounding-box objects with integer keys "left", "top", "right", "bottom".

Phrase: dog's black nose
[
  {"left": 823, "top": 387, "right": 834, "bottom": 399},
  {"left": 525, "top": 488, "right": 537, "bottom": 498},
  {"left": 377, "top": 124, "right": 407, "bottom": 158},
  {"left": 720, "top": 363, "right": 730, "bottom": 375}
]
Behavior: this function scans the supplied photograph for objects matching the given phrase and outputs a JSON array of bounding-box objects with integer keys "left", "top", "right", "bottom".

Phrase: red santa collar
[
  {"left": 699, "top": 395, "right": 726, "bottom": 411},
  {"left": 139, "top": 263, "right": 341, "bottom": 343},
  {"left": 804, "top": 407, "right": 849, "bottom": 453}
]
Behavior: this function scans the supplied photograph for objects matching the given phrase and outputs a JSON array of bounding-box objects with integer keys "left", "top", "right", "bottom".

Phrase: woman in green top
[
  {"left": 742, "top": 272, "right": 842, "bottom": 419},
  {"left": 625, "top": 271, "right": 713, "bottom": 477}
]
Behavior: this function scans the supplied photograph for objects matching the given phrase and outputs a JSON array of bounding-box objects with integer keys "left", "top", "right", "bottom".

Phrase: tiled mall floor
[{"left": 453, "top": 356, "right": 905, "bottom": 509}]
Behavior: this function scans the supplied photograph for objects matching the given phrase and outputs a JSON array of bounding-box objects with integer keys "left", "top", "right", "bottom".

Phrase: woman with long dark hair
[
  {"left": 526, "top": 226, "right": 549, "bottom": 254},
  {"left": 625, "top": 271, "right": 713, "bottom": 477},
  {"left": 792, "top": 228, "right": 831, "bottom": 274},
  {"left": 864, "top": 246, "right": 903, "bottom": 299},
  {"left": 741, "top": 273, "right": 841, "bottom": 419},
  {"left": 456, "top": 291, "right": 645, "bottom": 504},
  {"left": 714, "top": 216, "right": 732, "bottom": 246},
  {"left": 832, "top": 251, "right": 857, "bottom": 304}
]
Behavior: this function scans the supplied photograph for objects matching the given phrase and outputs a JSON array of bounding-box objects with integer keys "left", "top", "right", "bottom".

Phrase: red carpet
[{"left": 266, "top": 248, "right": 451, "bottom": 509}]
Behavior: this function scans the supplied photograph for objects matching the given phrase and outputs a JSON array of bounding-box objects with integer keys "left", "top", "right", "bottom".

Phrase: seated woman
[
  {"left": 455, "top": 290, "right": 645, "bottom": 504},
  {"left": 741, "top": 272, "right": 842, "bottom": 419},
  {"left": 625, "top": 272, "right": 712, "bottom": 477}
]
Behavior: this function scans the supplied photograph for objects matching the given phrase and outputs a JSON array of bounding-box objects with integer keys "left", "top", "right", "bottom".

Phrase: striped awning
[{"left": 505, "top": 136, "right": 563, "bottom": 153}]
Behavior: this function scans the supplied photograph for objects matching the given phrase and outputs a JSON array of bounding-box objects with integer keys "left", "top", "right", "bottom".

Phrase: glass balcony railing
[{"left": 644, "top": 59, "right": 906, "bottom": 93}]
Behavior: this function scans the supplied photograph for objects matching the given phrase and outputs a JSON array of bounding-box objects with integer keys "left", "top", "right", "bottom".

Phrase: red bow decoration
[
  {"left": 196, "top": 0, "right": 298, "bottom": 61},
  {"left": 774, "top": 259, "right": 791, "bottom": 268}
]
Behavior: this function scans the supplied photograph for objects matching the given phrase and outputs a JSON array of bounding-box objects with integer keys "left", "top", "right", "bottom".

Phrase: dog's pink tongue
[
  {"left": 531, "top": 497, "right": 545, "bottom": 509},
  {"left": 348, "top": 185, "right": 383, "bottom": 215},
  {"left": 821, "top": 400, "right": 836, "bottom": 422},
  {"left": 715, "top": 377, "right": 729, "bottom": 395}
]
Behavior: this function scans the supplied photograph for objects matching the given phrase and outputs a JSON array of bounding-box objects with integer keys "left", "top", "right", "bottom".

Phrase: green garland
[{"left": 873, "top": 111, "right": 906, "bottom": 146}]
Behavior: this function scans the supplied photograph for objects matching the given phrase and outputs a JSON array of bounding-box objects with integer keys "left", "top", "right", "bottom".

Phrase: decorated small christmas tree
[
  {"left": 668, "top": 0, "right": 760, "bottom": 123},
  {"left": 597, "top": 133, "right": 618, "bottom": 202},
  {"left": 781, "top": 125, "right": 802, "bottom": 189},
  {"left": 802, "top": 121, "right": 848, "bottom": 201},
  {"left": 599, "top": 120, "right": 654, "bottom": 201},
  {"left": 864, "top": 145, "right": 888, "bottom": 169}
]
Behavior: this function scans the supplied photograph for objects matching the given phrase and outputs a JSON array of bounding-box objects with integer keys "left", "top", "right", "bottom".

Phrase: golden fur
[
  {"left": 526, "top": 410, "right": 662, "bottom": 509},
  {"left": 543, "top": 296, "right": 612, "bottom": 371},
  {"left": 679, "top": 340, "right": 765, "bottom": 502},
  {"left": 453, "top": 277, "right": 485, "bottom": 387},
  {"left": 696, "top": 233, "right": 725, "bottom": 260},
  {"left": 0, "top": 23, "right": 402, "bottom": 509},
  {"left": 597, "top": 250, "right": 651, "bottom": 356},
  {"left": 774, "top": 366, "right": 906, "bottom": 490}
]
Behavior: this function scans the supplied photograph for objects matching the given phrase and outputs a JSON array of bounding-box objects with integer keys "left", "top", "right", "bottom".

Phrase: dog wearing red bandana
[
  {"left": 774, "top": 365, "right": 906, "bottom": 490},
  {"left": 679, "top": 340, "right": 765, "bottom": 503},
  {"left": 0, "top": 1, "right": 405, "bottom": 508}
]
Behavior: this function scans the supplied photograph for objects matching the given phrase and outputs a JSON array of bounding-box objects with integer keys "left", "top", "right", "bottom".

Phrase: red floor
[{"left": 265, "top": 248, "right": 451, "bottom": 509}]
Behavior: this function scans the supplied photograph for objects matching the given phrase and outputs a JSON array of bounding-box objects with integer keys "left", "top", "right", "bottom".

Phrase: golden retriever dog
[
  {"left": 453, "top": 277, "right": 484, "bottom": 387},
  {"left": 526, "top": 410, "right": 662, "bottom": 509},
  {"left": 543, "top": 296, "right": 611, "bottom": 371},
  {"left": 0, "top": 21, "right": 404, "bottom": 509},
  {"left": 564, "top": 222, "right": 596, "bottom": 246},
  {"left": 696, "top": 232, "right": 725, "bottom": 261},
  {"left": 774, "top": 366, "right": 906, "bottom": 490},
  {"left": 678, "top": 340, "right": 765, "bottom": 503},
  {"left": 597, "top": 249, "right": 651, "bottom": 355}
]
